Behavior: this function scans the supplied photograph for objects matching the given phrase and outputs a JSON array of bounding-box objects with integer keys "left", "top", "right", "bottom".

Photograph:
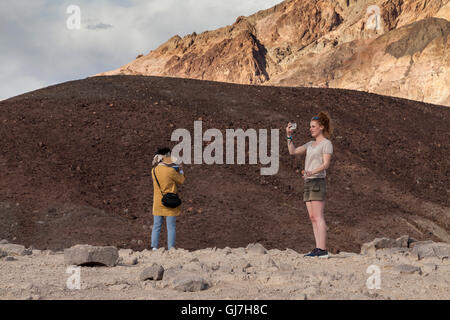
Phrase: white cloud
[{"left": 0, "top": 0, "right": 283, "bottom": 101}]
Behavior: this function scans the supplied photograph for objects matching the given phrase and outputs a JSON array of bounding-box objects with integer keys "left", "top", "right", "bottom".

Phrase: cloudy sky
[{"left": 0, "top": 0, "right": 283, "bottom": 101}]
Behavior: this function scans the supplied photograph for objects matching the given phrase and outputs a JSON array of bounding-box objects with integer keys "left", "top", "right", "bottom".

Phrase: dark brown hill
[{"left": 1, "top": 75, "right": 449, "bottom": 253}]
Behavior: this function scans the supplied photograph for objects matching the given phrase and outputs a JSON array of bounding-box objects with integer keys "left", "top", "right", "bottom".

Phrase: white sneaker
[{"left": 152, "top": 248, "right": 157, "bottom": 251}]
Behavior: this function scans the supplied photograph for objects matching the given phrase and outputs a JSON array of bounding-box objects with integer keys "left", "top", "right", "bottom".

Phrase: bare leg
[
  {"left": 305, "top": 201, "right": 319, "bottom": 247},
  {"left": 310, "top": 200, "right": 327, "bottom": 250}
]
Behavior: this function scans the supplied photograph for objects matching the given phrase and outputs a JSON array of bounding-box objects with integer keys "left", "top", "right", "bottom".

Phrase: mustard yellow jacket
[{"left": 152, "top": 162, "right": 186, "bottom": 216}]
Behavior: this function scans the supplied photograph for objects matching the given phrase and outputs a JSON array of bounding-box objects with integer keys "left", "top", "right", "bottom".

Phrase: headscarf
[{"left": 152, "top": 151, "right": 171, "bottom": 166}]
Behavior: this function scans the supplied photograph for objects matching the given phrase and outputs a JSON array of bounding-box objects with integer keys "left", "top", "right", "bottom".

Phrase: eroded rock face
[{"left": 96, "top": 0, "right": 449, "bottom": 106}]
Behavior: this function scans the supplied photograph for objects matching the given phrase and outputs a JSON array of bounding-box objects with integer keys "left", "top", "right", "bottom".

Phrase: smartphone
[{"left": 290, "top": 122, "right": 297, "bottom": 130}]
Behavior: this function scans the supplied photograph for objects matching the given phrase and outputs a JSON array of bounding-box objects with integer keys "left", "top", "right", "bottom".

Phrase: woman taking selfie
[{"left": 286, "top": 112, "right": 333, "bottom": 258}]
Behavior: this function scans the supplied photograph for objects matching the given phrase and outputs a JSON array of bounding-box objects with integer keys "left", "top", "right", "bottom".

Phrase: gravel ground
[{"left": 1, "top": 242, "right": 448, "bottom": 300}]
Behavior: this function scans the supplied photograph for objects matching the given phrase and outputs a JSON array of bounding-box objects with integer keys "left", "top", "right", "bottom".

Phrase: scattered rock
[
  {"left": 139, "top": 264, "right": 164, "bottom": 281},
  {"left": 218, "top": 264, "right": 233, "bottom": 274},
  {"left": 5, "top": 256, "right": 17, "bottom": 261},
  {"left": 232, "top": 258, "right": 252, "bottom": 273},
  {"left": 246, "top": 243, "right": 268, "bottom": 255},
  {"left": 393, "top": 264, "right": 422, "bottom": 275},
  {"left": 0, "top": 244, "right": 32, "bottom": 256},
  {"left": 161, "top": 265, "right": 184, "bottom": 283},
  {"left": 189, "top": 257, "right": 200, "bottom": 263},
  {"left": 0, "top": 237, "right": 448, "bottom": 299},
  {"left": 209, "top": 262, "right": 220, "bottom": 271},
  {"left": 0, "top": 239, "right": 8, "bottom": 244},
  {"left": 119, "top": 256, "right": 138, "bottom": 265},
  {"left": 395, "top": 235, "right": 417, "bottom": 248},
  {"left": 0, "top": 249, "right": 6, "bottom": 258},
  {"left": 172, "top": 273, "right": 211, "bottom": 292},
  {"left": 64, "top": 245, "right": 119, "bottom": 267},
  {"left": 411, "top": 242, "right": 450, "bottom": 260},
  {"left": 183, "top": 261, "right": 204, "bottom": 272},
  {"left": 374, "top": 247, "right": 410, "bottom": 258},
  {"left": 105, "top": 278, "right": 129, "bottom": 287},
  {"left": 360, "top": 236, "right": 419, "bottom": 254},
  {"left": 361, "top": 237, "right": 399, "bottom": 254}
]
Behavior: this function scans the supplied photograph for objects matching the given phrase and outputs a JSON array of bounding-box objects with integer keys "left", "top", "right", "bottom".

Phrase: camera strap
[{"left": 152, "top": 167, "right": 165, "bottom": 197}]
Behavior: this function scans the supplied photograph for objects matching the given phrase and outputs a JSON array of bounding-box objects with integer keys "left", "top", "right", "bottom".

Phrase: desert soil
[{"left": 1, "top": 243, "right": 449, "bottom": 300}]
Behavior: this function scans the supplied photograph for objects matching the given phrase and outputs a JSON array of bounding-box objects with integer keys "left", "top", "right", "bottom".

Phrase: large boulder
[
  {"left": 64, "top": 245, "right": 119, "bottom": 267},
  {"left": 0, "top": 243, "right": 32, "bottom": 256},
  {"left": 411, "top": 242, "right": 450, "bottom": 260}
]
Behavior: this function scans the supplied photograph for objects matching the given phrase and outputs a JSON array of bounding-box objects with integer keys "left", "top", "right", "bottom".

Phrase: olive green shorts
[{"left": 303, "top": 178, "right": 327, "bottom": 202}]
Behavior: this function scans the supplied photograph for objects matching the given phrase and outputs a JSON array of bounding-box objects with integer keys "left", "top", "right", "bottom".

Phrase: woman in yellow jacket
[{"left": 151, "top": 147, "right": 185, "bottom": 250}]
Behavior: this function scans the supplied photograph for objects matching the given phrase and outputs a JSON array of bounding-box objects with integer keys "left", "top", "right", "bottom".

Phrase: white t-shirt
[{"left": 301, "top": 138, "right": 333, "bottom": 180}]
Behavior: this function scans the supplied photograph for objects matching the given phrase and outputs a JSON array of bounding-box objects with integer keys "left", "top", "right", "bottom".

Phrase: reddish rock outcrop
[{"left": 96, "top": 0, "right": 449, "bottom": 105}]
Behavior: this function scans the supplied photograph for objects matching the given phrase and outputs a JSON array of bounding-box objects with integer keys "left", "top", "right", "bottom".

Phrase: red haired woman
[{"left": 286, "top": 112, "right": 334, "bottom": 258}]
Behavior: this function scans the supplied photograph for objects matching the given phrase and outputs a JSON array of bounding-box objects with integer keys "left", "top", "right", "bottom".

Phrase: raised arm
[{"left": 286, "top": 122, "right": 307, "bottom": 156}]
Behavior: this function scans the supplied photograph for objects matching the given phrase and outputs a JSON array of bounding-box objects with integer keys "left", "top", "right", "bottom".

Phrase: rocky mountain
[{"left": 97, "top": 0, "right": 450, "bottom": 106}]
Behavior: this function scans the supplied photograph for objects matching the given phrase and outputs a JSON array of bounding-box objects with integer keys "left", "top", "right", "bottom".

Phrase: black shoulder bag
[{"left": 153, "top": 167, "right": 182, "bottom": 208}]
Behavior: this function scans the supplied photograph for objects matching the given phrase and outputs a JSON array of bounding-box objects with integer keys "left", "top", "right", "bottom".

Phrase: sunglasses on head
[{"left": 312, "top": 116, "right": 319, "bottom": 120}]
